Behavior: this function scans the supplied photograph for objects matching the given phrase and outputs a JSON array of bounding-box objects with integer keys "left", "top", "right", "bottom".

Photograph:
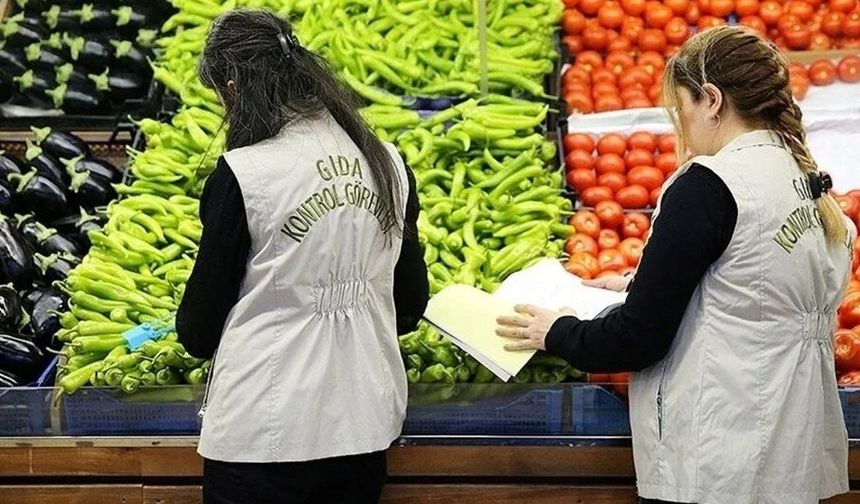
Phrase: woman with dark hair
[
  {"left": 498, "top": 26, "right": 854, "bottom": 504},
  {"left": 175, "top": 10, "right": 429, "bottom": 504}
]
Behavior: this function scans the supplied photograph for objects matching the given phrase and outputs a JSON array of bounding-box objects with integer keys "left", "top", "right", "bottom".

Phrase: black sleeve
[
  {"left": 176, "top": 157, "right": 251, "bottom": 359},
  {"left": 394, "top": 167, "right": 429, "bottom": 334},
  {"left": 545, "top": 163, "right": 738, "bottom": 372}
]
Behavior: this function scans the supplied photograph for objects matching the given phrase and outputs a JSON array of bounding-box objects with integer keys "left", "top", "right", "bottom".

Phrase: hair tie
[
  {"left": 277, "top": 33, "right": 291, "bottom": 57},
  {"left": 809, "top": 171, "right": 833, "bottom": 199}
]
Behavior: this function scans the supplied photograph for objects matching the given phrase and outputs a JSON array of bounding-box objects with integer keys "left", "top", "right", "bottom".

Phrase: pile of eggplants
[
  {"left": 0, "top": 129, "right": 117, "bottom": 386},
  {"left": 0, "top": 2, "right": 168, "bottom": 116}
]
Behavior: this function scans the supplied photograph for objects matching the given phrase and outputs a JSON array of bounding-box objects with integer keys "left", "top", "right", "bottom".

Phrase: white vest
[
  {"left": 631, "top": 130, "right": 855, "bottom": 503},
  {"left": 197, "top": 111, "right": 410, "bottom": 462}
]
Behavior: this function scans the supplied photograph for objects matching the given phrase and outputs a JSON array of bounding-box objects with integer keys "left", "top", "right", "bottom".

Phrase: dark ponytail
[{"left": 198, "top": 9, "right": 403, "bottom": 237}]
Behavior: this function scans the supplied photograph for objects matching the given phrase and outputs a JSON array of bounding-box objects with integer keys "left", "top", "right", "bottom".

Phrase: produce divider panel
[{"left": 0, "top": 0, "right": 169, "bottom": 130}]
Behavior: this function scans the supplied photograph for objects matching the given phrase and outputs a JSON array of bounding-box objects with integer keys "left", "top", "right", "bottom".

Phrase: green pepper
[
  {"left": 420, "top": 363, "right": 447, "bottom": 383},
  {"left": 406, "top": 354, "right": 424, "bottom": 370},
  {"left": 71, "top": 335, "right": 125, "bottom": 354},
  {"left": 183, "top": 367, "right": 205, "bottom": 385},
  {"left": 406, "top": 368, "right": 422, "bottom": 383},
  {"left": 164, "top": 228, "right": 198, "bottom": 251},
  {"left": 120, "top": 370, "right": 142, "bottom": 394},
  {"left": 422, "top": 341, "right": 458, "bottom": 367}
]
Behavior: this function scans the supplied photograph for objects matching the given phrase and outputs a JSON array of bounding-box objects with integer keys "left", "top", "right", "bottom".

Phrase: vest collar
[{"left": 721, "top": 129, "right": 782, "bottom": 153}]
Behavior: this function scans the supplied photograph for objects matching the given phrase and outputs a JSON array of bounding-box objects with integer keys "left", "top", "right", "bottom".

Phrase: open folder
[{"left": 423, "top": 259, "right": 628, "bottom": 382}]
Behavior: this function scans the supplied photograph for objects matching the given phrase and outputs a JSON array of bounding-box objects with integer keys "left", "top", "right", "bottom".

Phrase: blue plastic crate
[
  {"left": 404, "top": 386, "right": 564, "bottom": 435},
  {"left": 62, "top": 386, "right": 203, "bottom": 435},
  {"left": 840, "top": 388, "right": 860, "bottom": 439},
  {"left": 0, "top": 357, "right": 58, "bottom": 436},
  {"left": 571, "top": 385, "right": 631, "bottom": 436}
]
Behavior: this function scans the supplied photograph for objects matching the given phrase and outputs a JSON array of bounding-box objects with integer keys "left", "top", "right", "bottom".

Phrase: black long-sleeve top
[
  {"left": 176, "top": 157, "right": 429, "bottom": 359},
  {"left": 546, "top": 163, "right": 739, "bottom": 372}
]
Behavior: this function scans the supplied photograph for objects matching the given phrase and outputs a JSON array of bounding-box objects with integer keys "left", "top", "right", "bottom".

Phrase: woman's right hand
[{"left": 583, "top": 275, "right": 631, "bottom": 293}]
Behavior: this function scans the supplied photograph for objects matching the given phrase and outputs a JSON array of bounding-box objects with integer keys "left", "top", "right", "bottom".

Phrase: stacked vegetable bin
[{"left": 0, "top": 0, "right": 857, "bottom": 442}]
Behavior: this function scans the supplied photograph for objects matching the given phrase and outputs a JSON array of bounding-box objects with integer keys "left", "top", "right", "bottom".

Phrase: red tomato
[
  {"left": 565, "top": 66, "right": 592, "bottom": 86},
  {"left": 596, "top": 200, "right": 626, "bottom": 228},
  {"left": 622, "top": 15, "right": 646, "bottom": 39},
  {"left": 598, "top": 248, "right": 628, "bottom": 271},
  {"left": 584, "top": 26, "right": 611, "bottom": 49},
  {"left": 838, "top": 195, "right": 860, "bottom": 220},
  {"left": 646, "top": 4, "right": 674, "bottom": 27},
  {"left": 707, "top": 0, "right": 734, "bottom": 14},
  {"left": 594, "top": 94, "right": 625, "bottom": 112},
  {"left": 619, "top": 237, "right": 645, "bottom": 266},
  {"left": 740, "top": 15, "right": 768, "bottom": 34},
  {"left": 655, "top": 152, "right": 677, "bottom": 174},
  {"left": 783, "top": 23, "right": 812, "bottom": 50},
  {"left": 831, "top": 0, "right": 858, "bottom": 12},
  {"left": 666, "top": 0, "right": 691, "bottom": 14},
  {"left": 606, "top": 52, "right": 636, "bottom": 74},
  {"left": 686, "top": 2, "right": 702, "bottom": 23},
  {"left": 627, "top": 166, "right": 665, "bottom": 191},
  {"left": 811, "top": 33, "right": 832, "bottom": 50},
  {"left": 786, "top": 0, "right": 815, "bottom": 20},
  {"left": 623, "top": 212, "right": 652, "bottom": 238},
  {"left": 599, "top": 2, "right": 626, "bottom": 27},
  {"left": 581, "top": 185, "right": 616, "bottom": 206},
  {"left": 639, "top": 28, "right": 668, "bottom": 52},
  {"left": 665, "top": 17, "right": 690, "bottom": 44},
  {"left": 598, "top": 228, "right": 622, "bottom": 249},
  {"left": 835, "top": 329, "right": 860, "bottom": 372},
  {"left": 736, "top": 0, "right": 761, "bottom": 15},
  {"left": 566, "top": 92, "right": 595, "bottom": 114},
  {"left": 625, "top": 95, "right": 654, "bottom": 109},
  {"left": 565, "top": 259, "right": 595, "bottom": 279},
  {"left": 822, "top": 12, "right": 845, "bottom": 37},
  {"left": 809, "top": 59, "right": 838, "bottom": 85},
  {"left": 778, "top": 13, "right": 802, "bottom": 33},
  {"left": 597, "top": 133, "right": 628, "bottom": 155},
  {"left": 592, "top": 68, "right": 618, "bottom": 86},
  {"left": 607, "top": 35, "right": 634, "bottom": 53},
  {"left": 839, "top": 371, "right": 860, "bottom": 386},
  {"left": 599, "top": 172, "right": 629, "bottom": 193},
  {"left": 571, "top": 211, "right": 603, "bottom": 239},
  {"left": 839, "top": 292, "right": 860, "bottom": 329},
  {"left": 563, "top": 35, "right": 585, "bottom": 53},
  {"left": 571, "top": 251, "right": 602, "bottom": 278},
  {"left": 790, "top": 74, "right": 811, "bottom": 100},
  {"left": 624, "top": 148, "right": 655, "bottom": 169},
  {"left": 638, "top": 51, "right": 667, "bottom": 75},
  {"left": 648, "top": 83, "right": 663, "bottom": 105},
  {"left": 564, "top": 9, "right": 588, "bottom": 34},
  {"left": 650, "top": 187, "right": 661, "bottom": 207},
  {"left": 596, "top": 153, "right": 627, "bottom": 174},
  {"left": 568, "top": 169, "right": 598, "bottom": 193},
  {"left": 566, "top": 233, "right": 600, "bottom": 256},
  {"left": 580, "top": 0, "right": 606, "bottom": 15},
  {"left": 657, "top": 134, "right": 676, "bottom": 153},
  {"left": 838, "top": 55, "right": 860, "bottom": 83},
  {"left": 565, "top": 133, "right": 596, "bottom": 153},
  {"left": 627, "top": 131, "right": 657, "bottom": 152},
  {"left": 760, "top": 0, "right": 784, "bottom": 25},
  {"left": 616, "top": 184, "right": 651, "bottom": 208},
  {"left": 848, "top": 280, "right": 860, "bottom": 295},
  {"left": 698, "top": 14, "right": 728, "bottom": 28},
  {"left": 566, "top": 149, "right": 597, "bottom": 171},
  {"left": 578, "top": 51, "right": 605, "bottom": 71},
  {"left": 622, "top": 0, "right": 647, "bottom": 14},
  {"left": 788, "top": 62, "right": 809, "bottom": 78},
  {"left": 619, "top": 67, "right": 654, "bottom": 89},
  {"left": 596, "top": 270, "right": 623, "bottom": 279}
]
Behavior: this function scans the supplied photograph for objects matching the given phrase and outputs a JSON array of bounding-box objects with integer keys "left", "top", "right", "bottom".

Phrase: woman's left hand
[{"left": 496, "top": 305, "right": 574, "bottom": 352}]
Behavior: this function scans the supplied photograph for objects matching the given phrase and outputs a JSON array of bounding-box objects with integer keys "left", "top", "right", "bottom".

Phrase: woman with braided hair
[{"left": 497, "top": 26, "right": 854, "bottom": 503}]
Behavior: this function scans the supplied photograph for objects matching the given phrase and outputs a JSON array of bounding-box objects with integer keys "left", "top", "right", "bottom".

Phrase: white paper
[{"left": 493, "top": 259, "right": 628, "bottom": 319}]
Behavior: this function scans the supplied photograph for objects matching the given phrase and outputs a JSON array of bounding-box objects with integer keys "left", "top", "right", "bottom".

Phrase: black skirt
[{"left": 203, "top": 451, "right": 387, "bottom": 504}]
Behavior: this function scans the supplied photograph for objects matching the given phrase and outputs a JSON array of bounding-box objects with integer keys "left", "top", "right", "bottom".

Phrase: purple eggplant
[
  {"left": 45, "top": 82, "right": 108, "bottom": 115},
  {"left": 68, "top": 169, "right": 116, "bottom": 209},
  {"left": 28, "top": 221, "right": 80, "bottom": 257},
  {"left": 63, "top": 35, "right": 111, "bottom": 72},
  {"left": 42, "top": 5, "right": 79, "bottom": 32},
  {"left": 0, "top": 184, "right": 14, "bottom": 216},
  {"left": 0, "top": 215, "right": 37, "bottom": 289},
  {"left": 61, "top": 155, "right": 118, "bottom": 183},
  {"left": 0, "top": 44, "right": 27, "bottom": 74},
  {"left": 0, "top": 152, "right": 26, "bottom": 180},
  {"left": 48, "top": 208, "right": 102, "bottom": 250},
  {"left": 31, "top": 127, "right": 90, "bottom": 160},
  {"left": 21, "top": 288, "right": 45, "bottom": 311},
  {"left": 35, "top": 252, "right": 78, "bottom": 284},
  {"left": 0, "top": 284, "right": 25, "bottom": 332},
  {"left": 110, "top": 40, "right": 150, "bottom": 76},
  {"left": 0, "top": 13, "right": 48, "bottom": 48},
  {"left": 15, "top": 214, "right": 41, "bottom": 248},
  {"left": 12, "top": 69, "right": 56, "bottom": 101},
  {"left": 0, "top": 334, "right": 43, "bottom": 376},
  {"left": 0, "top": 68, "right": 12, "bottom": 103},
  {"left": 112, "top": 5, "right": 159, "bottom": 32},
  {"left": 7, "top": 169, "right": 69, "bottom": 221},
  {"left": 76, "top": 4, "right": 115, "bottom": 31},
  {"left": 89, "top": 69, "right": 147, "bottom": 100},
  {"left": 136, "top": 28, "right": 158, "bottom": 49},
  {"left": 30, "top": 287, "right": 64, "bottom": 344},
  {"left": 23, "top": 42, "right": 66, "bottom": 73},
  {"left": 25, "top": 140, "right": 66, "bottom": 186},
  {"left": 55, "top": 63, "right": 89, "bottom": 87}
]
